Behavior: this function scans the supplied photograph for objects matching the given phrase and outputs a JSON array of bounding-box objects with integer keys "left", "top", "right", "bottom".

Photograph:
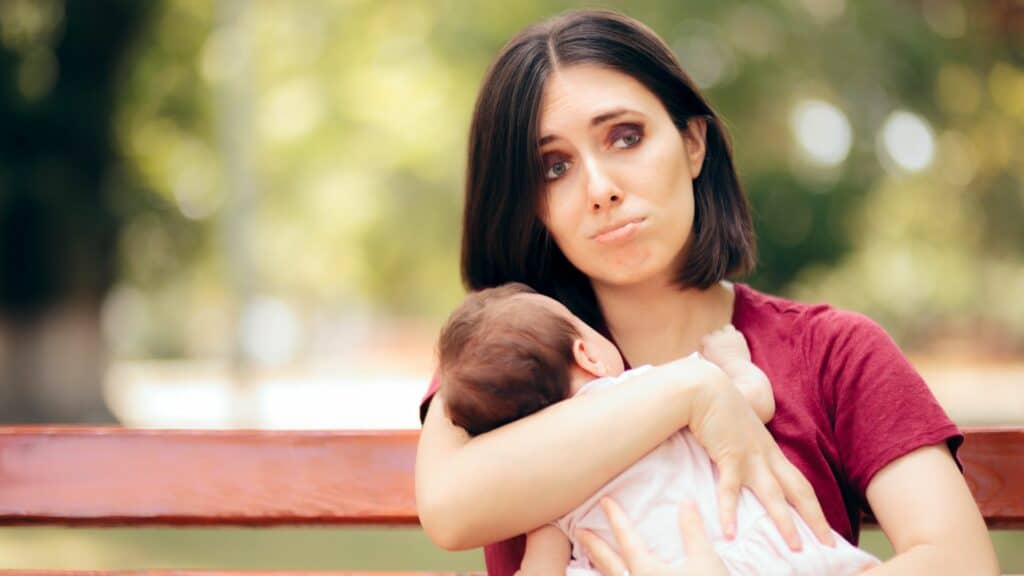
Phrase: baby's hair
[{"left": 438, "top": 282, "right": 579, "bottom": 436}]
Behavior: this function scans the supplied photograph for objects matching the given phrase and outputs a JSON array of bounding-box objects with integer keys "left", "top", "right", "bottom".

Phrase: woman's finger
[
  {"left": 750, "top": 470, "right": 802, "bottom": 551},
  {"left": 600, "top": 497, "right": 648, "bottom": 566},
  {"left": 677, "top": 500, "right": 713, "bottom": 555},
  {"left": 774, "top": 457, "right": 835, "bottom": 547},
  {"left": 578, "top": 528, "right": 628, "bottom": 576},
  {"left": 716, "top": 460, "right": 741, "bottom": 539}
]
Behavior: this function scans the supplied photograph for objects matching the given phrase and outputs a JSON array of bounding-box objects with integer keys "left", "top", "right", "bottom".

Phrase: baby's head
[{"left": 437, "top": 282, "right": 624, "bottom": 436}]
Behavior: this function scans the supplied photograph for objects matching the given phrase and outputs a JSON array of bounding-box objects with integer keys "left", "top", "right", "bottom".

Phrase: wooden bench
[{"left": 0, "top": 426, "right": 1020, "bottom": 575}]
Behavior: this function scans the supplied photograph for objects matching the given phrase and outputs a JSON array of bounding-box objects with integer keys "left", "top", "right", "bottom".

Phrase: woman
[{"left": 415, "top": 9, "right": 996, "bottom": 575}]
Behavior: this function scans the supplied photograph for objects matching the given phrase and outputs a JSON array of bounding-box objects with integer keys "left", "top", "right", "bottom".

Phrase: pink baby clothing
[{"left": 557, "top": 361, "right": 880, "bottom": 576}]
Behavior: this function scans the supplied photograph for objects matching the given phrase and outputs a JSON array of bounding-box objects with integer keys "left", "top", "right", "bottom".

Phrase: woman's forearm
[
  {"left": 861, "top": 544, "right": 942, "bottom": 576},
  {"left": 863, "top": 543, "right": 996, "bottom": 576},
  {"left": 415, "top": 355, "right": 725, "bottom": 550}
]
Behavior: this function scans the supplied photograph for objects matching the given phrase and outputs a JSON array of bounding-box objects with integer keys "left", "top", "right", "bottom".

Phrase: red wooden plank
[
  {"left": 958, "top": 427, "right": 1024, "bottom": 528},
  {"left": 0, "top": 427, "right": 1020, "bottom": 528},
  {"left": 859, "top": 427, "right": 1024, "bottom": 529},
  {"left": 0, "top": 428, "right": 419, "bottom": 526},
  {"left": 0, "top": 572, "right": 479, "bottom": 576}
]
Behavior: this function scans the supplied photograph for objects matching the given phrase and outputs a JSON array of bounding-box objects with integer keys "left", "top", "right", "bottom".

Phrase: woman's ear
[
  {"left": 572, "top": 338, "right": 607, "bottom": 378},
  {"left": 682, "top": 116, "right": 708, "bottom": 179}
]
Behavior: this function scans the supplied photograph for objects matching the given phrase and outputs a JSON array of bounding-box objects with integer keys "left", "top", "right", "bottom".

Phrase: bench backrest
[
  {"left": 0, "top": 427, "right": 1020, "bottom": 528},
  {"left": 0, "top": 426, "right": 1019, "bottom": 576}
]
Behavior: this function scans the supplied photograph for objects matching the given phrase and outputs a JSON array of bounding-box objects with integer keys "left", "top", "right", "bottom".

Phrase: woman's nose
[{"left": 584, "top": 159, "right": 622, "bottom": 211}]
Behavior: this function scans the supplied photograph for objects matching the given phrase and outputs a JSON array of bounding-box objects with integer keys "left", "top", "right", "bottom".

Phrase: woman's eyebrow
[
  {"left": 590, "top": 107, "right": 641, "bottom": 127},
  {"left": 539, "top": 108, "right": 644, "bottom": 147},
  {"left": 539, "top": 134, "right": 559, "bottom": 147}
]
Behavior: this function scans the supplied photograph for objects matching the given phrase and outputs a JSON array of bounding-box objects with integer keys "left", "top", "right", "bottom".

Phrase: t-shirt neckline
[{"left": 620, "top": 281, "right": 750, "bottom": 370}]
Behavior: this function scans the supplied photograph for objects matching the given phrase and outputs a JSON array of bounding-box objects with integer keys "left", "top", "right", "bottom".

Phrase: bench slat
[
  {"left": 0, "top": 565, "right": 475, "bottom": 569},
  {"left": 957, "top": 428, "right": 1024, "bottom": 528},
  {"left": 0, "top": 427, "right": 1019, "bottom": 528},
  {"left": 0, "top": 428, "right": 418, "bottom": 525}
]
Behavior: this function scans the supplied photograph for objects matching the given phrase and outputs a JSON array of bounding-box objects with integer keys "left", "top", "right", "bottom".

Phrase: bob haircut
[{"left": 461, "top": 9, "right": 756, "bottom": 333}]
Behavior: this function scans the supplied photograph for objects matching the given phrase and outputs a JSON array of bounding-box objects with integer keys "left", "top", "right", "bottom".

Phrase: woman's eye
[
  {"left": 612, "top": 127, "right": 643, "bottom": 149},
  {"left": 544, "top": 159, "right": 571, "bottom": 181}
]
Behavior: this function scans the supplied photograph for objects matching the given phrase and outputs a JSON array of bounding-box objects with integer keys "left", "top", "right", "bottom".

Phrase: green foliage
[{"left": 7, "top": 0, "right": 1022, "bottom": 356}]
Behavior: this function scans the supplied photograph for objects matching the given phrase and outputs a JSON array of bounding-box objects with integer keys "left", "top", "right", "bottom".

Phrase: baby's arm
[
  {"left": 520, "top": 524, "right": 571, "bottom": 576},
  {"left": 701, "top": 325, "right": 775, "bottom": 423}
]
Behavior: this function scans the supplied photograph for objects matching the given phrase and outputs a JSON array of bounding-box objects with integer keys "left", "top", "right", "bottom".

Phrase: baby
[{"left": 437, "top": 283, "right": 878, "bottom": 575}]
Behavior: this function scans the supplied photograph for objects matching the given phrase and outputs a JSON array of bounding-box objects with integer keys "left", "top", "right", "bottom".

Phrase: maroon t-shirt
[{"left": 419, "top": 283, "right": 962, "bottom": 576}]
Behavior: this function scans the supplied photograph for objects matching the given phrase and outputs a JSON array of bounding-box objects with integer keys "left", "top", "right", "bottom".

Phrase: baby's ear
[{"left": 573, "top": 339, "right": 607, "bottom": 377}]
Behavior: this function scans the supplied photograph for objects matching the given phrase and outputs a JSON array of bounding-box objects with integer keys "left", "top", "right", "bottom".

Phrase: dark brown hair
[
  {"left": 461, "top": 9, "right": 756, "bottom": 333},
  {"left": 438, "top": 282, "right": 578, "bottom": 436}
]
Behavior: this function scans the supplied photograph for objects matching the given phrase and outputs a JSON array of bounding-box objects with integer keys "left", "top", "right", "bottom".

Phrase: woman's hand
[
  {"left": 578, "top": 498, "right": 728, "bottom": 576},
  {"left": 685, "top": 358, "right": 834, "bottom": 550}
]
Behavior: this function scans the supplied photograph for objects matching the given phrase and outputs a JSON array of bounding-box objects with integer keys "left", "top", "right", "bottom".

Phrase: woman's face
[{"left": 537, "top": 64, "right": 706, "bottom": 289}]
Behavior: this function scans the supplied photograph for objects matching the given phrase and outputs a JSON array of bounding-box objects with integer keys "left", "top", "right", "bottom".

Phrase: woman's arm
[
  {"left": 416, "top": 354, "right": 832, "bottom": 551},
  {"left": 416, "top": 354, "right": 715, "bottom": 549},
  {"left": 862, "top": 444, "right": 998, "bottom": 575},
  {"left": 800, "top": 309, "right": 995, "bottom": 573}
]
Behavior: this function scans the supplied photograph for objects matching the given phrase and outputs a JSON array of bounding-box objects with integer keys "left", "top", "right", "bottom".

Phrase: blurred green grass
[{"left": 0, "top": 527, "right": 1020, "bottom": 571}]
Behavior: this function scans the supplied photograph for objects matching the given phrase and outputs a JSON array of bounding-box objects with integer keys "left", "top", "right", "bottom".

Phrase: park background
[{"left": 0, "top": 0, "right": 1022, "bottom": 571}]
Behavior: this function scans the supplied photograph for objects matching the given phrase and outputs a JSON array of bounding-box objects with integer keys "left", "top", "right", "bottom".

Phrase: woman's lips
[{"left": 593, "top": 217, "right": 645, "bottom": 245}]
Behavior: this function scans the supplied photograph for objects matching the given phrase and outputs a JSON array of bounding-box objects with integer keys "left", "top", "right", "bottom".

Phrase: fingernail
[{"left": 725, "top": 521, "right": 735, "bottom": 539}]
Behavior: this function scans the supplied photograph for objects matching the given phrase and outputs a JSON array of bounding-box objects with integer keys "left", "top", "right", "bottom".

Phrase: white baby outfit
[{"left": 557, "top": 361, "right": 879, "bottom": 576}]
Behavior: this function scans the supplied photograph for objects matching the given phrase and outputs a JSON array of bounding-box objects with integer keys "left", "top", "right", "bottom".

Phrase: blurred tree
[
  {"left": 105, "top": 0, "right": 1024, "bottom": 361},
  {"left": 0, "top": 0, "right": 162, "bottom": 421},
  {"left": 3, "top": 0, "right": 1022, "bottom": 426}
]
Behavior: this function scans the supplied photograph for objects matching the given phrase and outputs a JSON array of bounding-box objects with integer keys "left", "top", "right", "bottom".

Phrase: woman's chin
[{"left": 589, "top": 260, "right": 677, "bottom": 290}]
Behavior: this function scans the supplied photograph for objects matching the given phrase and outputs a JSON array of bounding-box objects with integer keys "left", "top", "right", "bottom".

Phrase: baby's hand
[
  {"left": 700, "top": 324, "right": 751, "bottom": 369},
  {"left": 701, "top": 325, "right": 775, "bottom": 423}
]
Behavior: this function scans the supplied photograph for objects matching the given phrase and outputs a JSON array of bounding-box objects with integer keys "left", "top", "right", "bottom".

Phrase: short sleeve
[
  {"left": 806, "top": 309, "right": 963, "bottom": 500},
  {"left": 419, "top": 371, "right": 441, "bottom": 424}
]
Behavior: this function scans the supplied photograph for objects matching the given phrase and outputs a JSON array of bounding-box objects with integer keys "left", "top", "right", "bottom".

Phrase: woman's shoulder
[
  {"left": 734, "top": 282, "right": 881, "bottom": 337},
  {"left": 734, "top": 282, "right": 900, "bottom": 369}
]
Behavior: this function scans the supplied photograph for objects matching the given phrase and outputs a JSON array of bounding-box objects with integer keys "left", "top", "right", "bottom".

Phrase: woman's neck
[{"left": 594, "top": 280, "right": 735, "bottom": 367}]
